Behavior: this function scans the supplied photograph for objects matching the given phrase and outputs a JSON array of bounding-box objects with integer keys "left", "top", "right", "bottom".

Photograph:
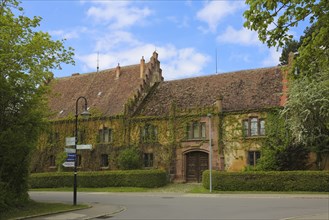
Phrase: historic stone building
[{"left": 31, "top": 51, "right": 326, "bottom": 182}]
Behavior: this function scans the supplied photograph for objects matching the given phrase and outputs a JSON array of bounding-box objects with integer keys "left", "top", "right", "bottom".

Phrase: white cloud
[
  {"left": 94, "top": 31, "right": 141, "bottom": 51},
  {"left": 217, "top": 26, "right": 261, "bottom": 46},
  {"left": 261, "top": 48, "right": 281, "bottom": 67},
  {"left": 197, "top": 1, "right": 244, "bottom": 32},
  {"left": 167, "top": 16, "right": 189, "bottom": 28},
  {"left": 49, "top": 27, "right": 89, "bottom": 40},
  {"left": 163, "top": 48, "right": 210, "bottom": 80},
  {"left": 77, "top": 44, "right": 210, "bottom": 80},
  {"left": 86, "top": 1, "right": 152, "bottom": 30}
]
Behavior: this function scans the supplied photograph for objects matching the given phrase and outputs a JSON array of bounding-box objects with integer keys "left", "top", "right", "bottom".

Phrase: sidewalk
[{"left": 28, "top": 203, "right": 124, "bottom": 220}]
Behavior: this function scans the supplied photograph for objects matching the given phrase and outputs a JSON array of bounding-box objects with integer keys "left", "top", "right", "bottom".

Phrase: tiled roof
[
  {"left": 48, "top": 64, "right": 143, "bottom": 119},
  {"left": 138, "top": 66, "right": 284, "bottom": 116}
]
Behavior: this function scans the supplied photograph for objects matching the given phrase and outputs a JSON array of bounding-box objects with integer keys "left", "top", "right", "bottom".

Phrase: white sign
[
  {"left": 77, "top": 144, "right": 92, "bottom": 150},
  {"left": 64, "top": 148, "right": 76, "bottom": 153},
  {"left": 62, "top": 161, "right": 74, "bottom": 167},
  {"left": 65, "top": 137, "right": 75, "bottom": 146}
]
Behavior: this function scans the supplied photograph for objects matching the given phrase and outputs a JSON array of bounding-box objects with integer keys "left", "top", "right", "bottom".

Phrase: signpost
[
  {"left": 63, "top": 137, "right": 92, "bottom": 169},
  {"left": 66, "top": 137, "right": 75, "bottom": 146},
  {"left": 64, "top": 148, "right": 76, "bottom": 154},
  {"left": 62, "top": 161, "right": 75, "bottom": 167},
  {"left": 76, "top": 144, "right": 92, "bottom": 150},
  {"left": 62, "top": 152, "right": 76, "bottom": 167}
]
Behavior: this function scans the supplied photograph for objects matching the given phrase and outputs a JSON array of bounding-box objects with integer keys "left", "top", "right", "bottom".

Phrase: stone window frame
[
  {"left": 186, "top": 121, "right": 206, "bottom": 140},
  {"left": 143, "top": 153, "right": 154, "bottom": 168},
  {"left": 76, "top": 154, "right": 82, "bottom": 167},
  {"left": 242, "top": 117, "right": 265, "bottom": 137},
  {"left": 140, "top": 124, "right": 158, "bottom": 143},
  {"left": 98, "top": 127, "right": 113, "bottom": 143},
  {"left": 100, "top": 154, "right": 109, "bottom": 168},
  {"left": 247, "top": 150, "right": 261, "bottom": 166},
  {"left": 49, "top": 155, "right": 56, "bottom": 167}
]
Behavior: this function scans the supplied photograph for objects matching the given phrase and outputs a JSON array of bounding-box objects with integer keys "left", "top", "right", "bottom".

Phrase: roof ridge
[
  {"left": 166, "top": 66, "right": 282, "bottom": 83},
  {"left": 55, "top": 63, "right": 141, "bottom": 80}
]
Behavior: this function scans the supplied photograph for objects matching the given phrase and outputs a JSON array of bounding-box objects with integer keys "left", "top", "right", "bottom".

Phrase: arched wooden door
[{"left": 186, "top": 151, "right": 209, "bottom": 183}]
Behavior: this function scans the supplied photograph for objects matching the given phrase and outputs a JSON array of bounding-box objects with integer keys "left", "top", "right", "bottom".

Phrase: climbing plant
[{"left": 257, "top": 109, "right": 309, "bottom": 171}]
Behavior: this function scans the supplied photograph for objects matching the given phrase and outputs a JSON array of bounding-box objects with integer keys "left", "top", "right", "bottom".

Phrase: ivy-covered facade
[{"left": 33, "top": 51, "right": 323, "bottom": 182}]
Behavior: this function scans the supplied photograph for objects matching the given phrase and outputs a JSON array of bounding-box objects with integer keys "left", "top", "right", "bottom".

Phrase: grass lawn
[
  {"left": 1, "top": 200, "right": 88, "bottom": 220},
  {"left": 30, "top": 183, "right": 329, "bottom": 194},
  {"left": 30, "top": 183, "right": 207, "bottom": 193}
]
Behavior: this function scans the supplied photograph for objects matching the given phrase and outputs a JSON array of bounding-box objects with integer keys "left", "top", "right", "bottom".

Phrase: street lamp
[
  {"left": 207, "top": 113, "right": 212, "bottom": 193},
  {"left": 74, "top": 96, "right": 91, "bottom": 205}
]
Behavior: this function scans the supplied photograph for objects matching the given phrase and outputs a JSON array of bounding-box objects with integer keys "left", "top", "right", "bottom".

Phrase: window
[
  {"left": 243, "top": 117, "right": 265, "bottom": 137},
  {"left": 140, "top": 124, "right": 158, "bottom": 143},
  {"left": 144, "top": 153, "right": 154, "bottom": 168},
  {"left": 100, "top": 154, "right": 109, "bottom": 167},
  {"left": 49, "top": 155, "right": 56, "bottom": 167},
  {"left": 48, "top": 132, "right": 59, "bottom": 144},
  {"left": 76, "top": 154, "right": 82, "bottom": 167},
  {"left": 248, "top": 151, "right": 261, "bottom": 166},
  {"left": 259, "top": 119, "right": 265, "bottom": 136},
  {"left": 74, "top": 130, "right": 86, "bottom": 144},
  {"left": 186, "top": 122, "right": 206, "bottom": 140},
  {"left": 99, "top": 128, "right": 112, "bottom": 143}
]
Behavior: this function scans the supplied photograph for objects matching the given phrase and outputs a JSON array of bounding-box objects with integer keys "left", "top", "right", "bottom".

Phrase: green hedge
[
  {"left": 202, "top": 171, "right": 329, "bottom": 192},
  {"left": 30, "top": 170, "right": 167, "bottom": 188}
]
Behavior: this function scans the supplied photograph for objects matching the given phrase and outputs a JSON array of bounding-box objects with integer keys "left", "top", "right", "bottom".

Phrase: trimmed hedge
[
  {"left": 30, "top": 170, "right": 167, "bottom": 188},
  {"left": 202, "top": 171, "right": 329, "bottom": 192}
]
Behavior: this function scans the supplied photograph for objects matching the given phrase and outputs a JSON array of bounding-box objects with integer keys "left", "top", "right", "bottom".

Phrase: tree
[
  {"left": 279, "top": 39, "right": 299, "bottom": 66},
  {"left": 279, "top": 25, "right": 316, "bottom": 66},
  {"left": 0, "top": 0, "right": 74, "bottom": 212},
  {"left": 244, "top": 0, "right": 329, "bottom": 74},
  {"left": 282, "top": 70, "right": 329, "bottom": 167},
  {"left": 244, "top": 0, "right": 329, "bottom": 169}
]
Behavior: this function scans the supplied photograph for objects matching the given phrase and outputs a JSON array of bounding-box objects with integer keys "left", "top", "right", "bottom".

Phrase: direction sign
[
  {"left": 66, "top": 153, "right": 76, "bottom": 162},
  {"left": 62, "top": 161, "right": 74, "bottom": 168},
  {"left": 64, "top": 148, "right": 76, "bottom": 153},
  {"left": 65, "top": 137, "right": 75, "bottom": 146},
  {"left": 77, "top": 144, "right": 92, "bottom": 150}
]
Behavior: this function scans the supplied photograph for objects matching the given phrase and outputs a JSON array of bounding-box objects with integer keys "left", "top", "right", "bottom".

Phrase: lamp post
[
  {"left": 74, "top": 96, "right": 91, "bottom": 206},
  {"left": 207, "top": 113, "right": 212, "bottom": 193}
]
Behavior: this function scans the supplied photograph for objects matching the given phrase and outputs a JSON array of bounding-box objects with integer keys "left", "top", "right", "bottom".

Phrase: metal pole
[
  {"left": 73, "top": 100, "right": 78, "bottom": 206},
  {"left": 208, "top": 114, "right": 212, "bottom": 193},
  {"left": 73, "top": 96, "right": 89, "bottom": 206}
]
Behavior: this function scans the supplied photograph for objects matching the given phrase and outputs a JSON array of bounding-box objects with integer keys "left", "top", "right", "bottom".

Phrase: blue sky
[{"left": 21, "top": 0, "right": 305, "bottom": 80}]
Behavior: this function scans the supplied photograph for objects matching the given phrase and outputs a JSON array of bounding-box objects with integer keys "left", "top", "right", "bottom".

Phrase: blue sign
[{"left": 66, "top": 153, "right": 76, "bottom": 162}]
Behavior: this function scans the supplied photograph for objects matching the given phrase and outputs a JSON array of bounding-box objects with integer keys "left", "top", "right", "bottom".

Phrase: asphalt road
[{"left": 29, "top": 192, "right": 329, "bottom": 220}]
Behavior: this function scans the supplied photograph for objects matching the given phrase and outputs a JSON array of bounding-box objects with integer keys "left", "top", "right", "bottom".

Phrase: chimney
[
  {"left": 216, "top": 95, "right": 223, "bottom": 113},
  {"left": 140, "top": 56, "right": 145, "bottom": 79},
  {"left": 116, "top": 63, "right": 121, "bottom": 78}
]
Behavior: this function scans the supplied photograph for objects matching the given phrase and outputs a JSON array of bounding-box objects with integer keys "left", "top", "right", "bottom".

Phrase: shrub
[
  {"left": 117, "top": 148, "right": 142, "bottom": 170},
  {"left": 29, "top": 170, "right": 167, "bottom": 188},
  {"left": 203, "top": 171, "right": 329, "bottom": 192}
]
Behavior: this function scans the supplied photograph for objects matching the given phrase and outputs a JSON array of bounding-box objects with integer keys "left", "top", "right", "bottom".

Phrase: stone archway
[{"left": 185, "top": 151, "right": 209, "bottom": 183}]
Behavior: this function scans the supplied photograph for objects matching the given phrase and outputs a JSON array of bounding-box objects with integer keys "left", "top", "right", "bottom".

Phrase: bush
[
  {"left": 0, "top": 182, "right": 8, "bottom": 215},
  {"left": 29, "top": 170, "right": 167, "bottom": 188},
  {"left": 117, "top": 148, "right": 142, "bottom": 170},
  {"left": 203, "top": 171, "right": 329, "bottom": 192}
]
